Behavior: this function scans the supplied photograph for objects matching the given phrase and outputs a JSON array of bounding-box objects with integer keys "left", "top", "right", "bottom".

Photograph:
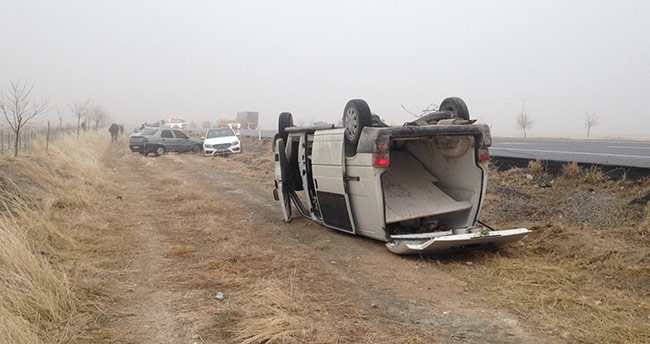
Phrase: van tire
[
  {"left": 277, "top": 139, "right": 293, "bottom": 221},
  {"left": 278, "top": 112, "right": 293, "bottom": 141},
  {"left": 343, "top": 99, "right": 372, "bottom": 157},
  {"left": 439, "top": 97, "right": 470, "bottom": 120}
]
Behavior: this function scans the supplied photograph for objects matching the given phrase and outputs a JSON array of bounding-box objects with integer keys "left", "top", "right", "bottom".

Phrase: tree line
[
  {"left": 0, "top": 80, "right": 110, "bottom": 157},
  {"left": 516, "top": 108, "right": 599, "bottom": 139}
]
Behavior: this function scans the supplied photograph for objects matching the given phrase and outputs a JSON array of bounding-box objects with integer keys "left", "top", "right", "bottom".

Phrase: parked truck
[{"left": 236, "top": 111, "right": 259, "bottom": 129}]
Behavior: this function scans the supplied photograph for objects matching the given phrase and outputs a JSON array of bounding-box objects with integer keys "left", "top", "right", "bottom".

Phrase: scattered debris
[
  {"left": 215, "top": 292, "right": 225, "bottom": 301},
  {"left": 629, "top": 190, "right": 650, "bottom": 205},
  {"left": 536, "top": 174, "right": 554, "bottom": 188}
]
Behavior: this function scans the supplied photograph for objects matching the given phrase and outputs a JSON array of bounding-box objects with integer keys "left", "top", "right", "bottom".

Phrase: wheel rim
[
  {"left": 345, "top": 107, "right": 359, "bottom": 140},
  {"left": 157, "top": 147, "right": 164, "bottom": 155}
]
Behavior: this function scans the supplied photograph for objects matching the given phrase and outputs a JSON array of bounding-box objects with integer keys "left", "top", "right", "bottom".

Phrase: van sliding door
[{"left": 311, "top": 129, "right": 356, "bottom": 233}]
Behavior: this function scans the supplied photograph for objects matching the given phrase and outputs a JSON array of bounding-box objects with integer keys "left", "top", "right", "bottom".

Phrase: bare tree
[
  {"left": 55, "top": 106, "right": 64, "bottom": 131},
  {"left": 516, "top": 110, "right": 533, "bottom": 138},
  {"left": 0, "top": 81, "right": 48, "bottom": 157},
  {"left": 89, "top": 104, "right": 109, "bottom": 130},
  {"left": 70, "top": 99, "right": 91, "bottom": 137},
  {"left": 585, "top": 113, "right": 599, "bottom": 138}
]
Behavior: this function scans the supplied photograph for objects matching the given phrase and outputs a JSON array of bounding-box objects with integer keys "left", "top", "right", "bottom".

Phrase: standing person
[
  {"left": 108, "top": 123, "right": 119, "bottom": 142},
  {"left": 118, "top": 124, "right": 124, "bottom": 136}
]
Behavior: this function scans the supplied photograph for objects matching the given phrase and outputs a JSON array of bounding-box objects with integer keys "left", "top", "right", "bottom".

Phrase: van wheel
[
  {"left": 343, "top": 99, "right": 372, "bottom": 157},
  {"left": 278, "top": 112, "right": 293, "bottom": 141},
  {"left": 439, "top": 97, "right": 470, "bottom": 120}
]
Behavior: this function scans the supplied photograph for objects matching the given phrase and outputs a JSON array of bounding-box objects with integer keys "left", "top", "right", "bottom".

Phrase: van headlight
[{"left": 232, "top": 141, "right": 240, "bottom": 146}]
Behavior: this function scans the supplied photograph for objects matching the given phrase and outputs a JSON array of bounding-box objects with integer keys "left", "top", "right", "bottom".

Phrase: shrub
[
  {"left": 562, "top": 162, "right": 582, "bottom": 179},
  {"left": 584, "top": 166, "right": 606, "bottom": 184},
  {"left": 527, "top": 160, "right": 545, "bottom": 176}
]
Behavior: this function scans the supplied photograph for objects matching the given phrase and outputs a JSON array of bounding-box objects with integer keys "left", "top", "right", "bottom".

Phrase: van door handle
[{"left": 344, "top": 176, "right": 360, "bottom": 182}]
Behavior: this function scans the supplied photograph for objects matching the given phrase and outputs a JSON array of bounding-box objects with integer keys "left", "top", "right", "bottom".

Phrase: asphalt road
[
  {"left": 240, "top": 129, "right": 650, "bottom": 169},
  {"left": 491, "top": 137, "right": 650, "bottom": 169}
]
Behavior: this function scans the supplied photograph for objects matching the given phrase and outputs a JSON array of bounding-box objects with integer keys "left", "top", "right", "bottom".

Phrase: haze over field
[{"left": 2, "top": 0, "right": 649, "bottom": 137}]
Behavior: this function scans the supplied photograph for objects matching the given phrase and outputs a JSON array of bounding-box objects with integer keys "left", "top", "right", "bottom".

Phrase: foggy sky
[{"left": 2, "top": 0, "right": 649, "bottom": 137}]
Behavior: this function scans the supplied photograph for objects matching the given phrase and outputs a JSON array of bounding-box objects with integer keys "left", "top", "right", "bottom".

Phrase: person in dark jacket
[{"left": 109, "top": 123, "right": 119, "bottom": 142}]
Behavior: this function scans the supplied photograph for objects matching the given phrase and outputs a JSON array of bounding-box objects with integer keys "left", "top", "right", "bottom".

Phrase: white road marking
[
  {"left": 492, "top": 148, "right": 650, "bottom": 159},
  {"left": 495, "top": 142, "right": 534, "bottom": 145},
  {"left": 606, "top": 145, "right": 650, "bottom": 150}
]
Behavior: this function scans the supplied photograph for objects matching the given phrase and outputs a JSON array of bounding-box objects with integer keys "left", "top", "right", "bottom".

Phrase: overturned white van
[{"left": 272, "top": 97, "right": 528, "bottom": 255}]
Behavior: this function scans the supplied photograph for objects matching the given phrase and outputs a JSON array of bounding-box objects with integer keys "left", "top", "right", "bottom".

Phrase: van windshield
[{"left": 206, "top": 128, "right": 235, "bottom": 138}]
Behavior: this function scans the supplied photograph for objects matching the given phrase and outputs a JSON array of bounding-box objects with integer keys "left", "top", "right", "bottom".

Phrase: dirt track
[
  {"left": 83, "top": 142, "right": 543, "bottom": 344},
  {"left": 82, "top": 140, "right": 649, "bottom": 344}
]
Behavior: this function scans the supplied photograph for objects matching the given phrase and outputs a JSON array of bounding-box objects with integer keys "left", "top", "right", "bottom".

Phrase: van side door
[{"left": 311, "top": 129, "right": 356, "bottom": 233}]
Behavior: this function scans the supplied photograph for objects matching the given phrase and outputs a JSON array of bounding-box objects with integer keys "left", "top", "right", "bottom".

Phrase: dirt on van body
[{"left": 78, "top": 137, "right": 649, "bottom": 343}]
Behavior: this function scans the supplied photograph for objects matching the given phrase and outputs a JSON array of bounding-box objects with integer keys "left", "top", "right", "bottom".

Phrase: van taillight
[
  {"left": 479, "top": 148, "right": 490, "bottom": 162},
  {"left": 373, "top": 152, "right": 390, "bottom": 168},
  {"left": 373, "top": 141, "right": 390, "bottom": 168}
]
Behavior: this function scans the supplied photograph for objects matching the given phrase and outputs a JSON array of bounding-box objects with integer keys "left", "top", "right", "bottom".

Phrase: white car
[{"left": 203, "top": 127, "right": 241, "bottom": 155}]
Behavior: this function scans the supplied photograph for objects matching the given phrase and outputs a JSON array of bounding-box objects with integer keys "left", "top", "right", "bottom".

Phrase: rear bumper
[
  {"left": 129, "top": 144, "right": 146, "bottom": 152},
  {"left": 385, "top": 228, "right": 529, "bottom": 255}
]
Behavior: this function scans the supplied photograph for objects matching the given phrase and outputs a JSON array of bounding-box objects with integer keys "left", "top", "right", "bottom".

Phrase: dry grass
[
  {"left": 527, "top": 160, "right": 545, "bottom": 176},
  {"left": 641, "top": 204, "right": 650, "bottom": 240},
  {"left": 229, "top": 137, "right": 274, "bottom": 181},
  {"left": 0, "top": 132, "right": 114, "bottom": 344},
  {"left": 460, "top": 224, "right": 650, "bottom": 343},
  {"left": 584, "top": 165, "right": 607, "bottom": 184},
  {"left": 476, "top": 165, "right": 650, "bottom": 343},
  {"left": 562, "top": 161, "right": 582, "bottom": 179},
  {"left": 233, "top": 279, "right": 325, "bottom": 344},
  {"left": 0, "top": 209, "right": 74, "bottom": 344}
]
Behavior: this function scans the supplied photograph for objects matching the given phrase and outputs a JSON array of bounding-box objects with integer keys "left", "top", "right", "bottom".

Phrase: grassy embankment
[{"left": 0, "top": 133, "right": 116, "bottom": 344}]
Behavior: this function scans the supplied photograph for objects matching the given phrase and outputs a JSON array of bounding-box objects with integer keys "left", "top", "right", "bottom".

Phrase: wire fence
[{"left": 0, "top": 125, "right": 79, "bottom": 156}]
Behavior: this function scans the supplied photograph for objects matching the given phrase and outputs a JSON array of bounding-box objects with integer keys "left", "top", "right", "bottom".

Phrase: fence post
[{"left": 46, "top": 121, "right": 50, "bottom": 153}]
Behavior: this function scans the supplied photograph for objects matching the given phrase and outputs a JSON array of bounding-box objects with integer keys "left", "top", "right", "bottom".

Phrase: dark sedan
[{"left": 129, "top": 128, "right": 203, "bottom": 156}]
